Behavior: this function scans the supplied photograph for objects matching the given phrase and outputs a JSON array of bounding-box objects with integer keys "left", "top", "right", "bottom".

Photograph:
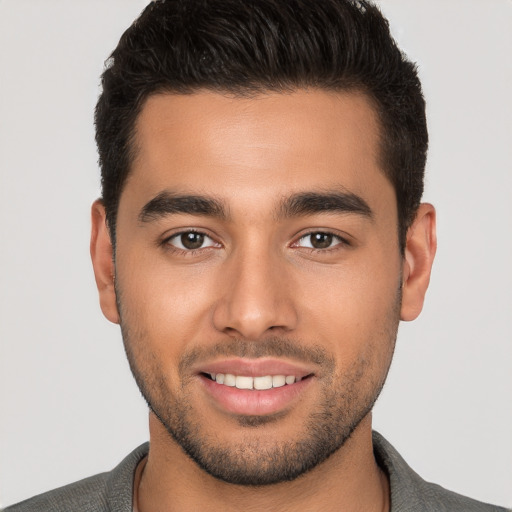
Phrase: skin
[{"left": 91, "top": 90, "right": 436, "bottom": 512}]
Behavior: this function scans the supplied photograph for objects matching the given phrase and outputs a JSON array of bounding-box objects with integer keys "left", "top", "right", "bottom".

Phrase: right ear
[{"left": 90, "top": 200, "right": 120, "bottom": 324}]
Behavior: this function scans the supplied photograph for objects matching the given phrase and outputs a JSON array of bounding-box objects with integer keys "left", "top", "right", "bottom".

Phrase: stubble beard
[{"left": 117, "top": 292, "right": 400, "bottom": 486}]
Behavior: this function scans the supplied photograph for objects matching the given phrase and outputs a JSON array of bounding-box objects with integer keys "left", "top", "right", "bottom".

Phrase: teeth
[
  {"left": 272, "top": 375, "right": 286, "bottom": 388},
  {"left": 235, "top": 375, "right": 253, "bottom": 389},
  {"left": 211, "top": 373, "right": 301, "bottom": 390},
  {"left": 254, "top": 375, "right": 273, "bottom": 390},
  {"left": 224, "top": 374, "right": 236, "bottom": 387}
]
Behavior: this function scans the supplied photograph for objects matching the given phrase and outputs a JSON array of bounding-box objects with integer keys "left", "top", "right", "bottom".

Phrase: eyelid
[
  {"left": 162, "top": 228, "right": 221, "bottom": 252},
  {"left": 291, "top": 229, "right": 351, "bottom": 250}
]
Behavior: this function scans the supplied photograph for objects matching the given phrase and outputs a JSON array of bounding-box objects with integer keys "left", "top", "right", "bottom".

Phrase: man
[{"left": 3, "top": 0, "right": 509, "bottom": 511}]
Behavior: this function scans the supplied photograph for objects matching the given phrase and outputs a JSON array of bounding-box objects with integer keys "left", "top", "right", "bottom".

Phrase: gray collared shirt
[{"left": 3, "top": 432, "right": 509, "bottom": 511}]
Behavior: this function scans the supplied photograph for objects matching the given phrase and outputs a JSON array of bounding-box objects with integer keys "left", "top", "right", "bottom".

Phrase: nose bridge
[{"left": 212, "top": 239, "right": 297, "bottom": 339}]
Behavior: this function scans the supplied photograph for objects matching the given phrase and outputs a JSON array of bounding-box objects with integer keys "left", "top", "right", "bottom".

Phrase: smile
[
  {"left": 206, "top": 373, "right": 303, "bottom": 390},
  {"left": 197, "top": 358, "right": 315, "bottom": 416}
]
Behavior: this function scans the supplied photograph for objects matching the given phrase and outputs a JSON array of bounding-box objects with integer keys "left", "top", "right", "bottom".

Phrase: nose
[{"left": 212, "top": 248, "right": 298, "bottom": 339}]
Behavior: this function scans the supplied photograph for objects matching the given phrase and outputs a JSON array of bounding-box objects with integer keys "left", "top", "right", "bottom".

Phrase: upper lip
[{"left": 195, "top": 358, "right": 315, "bottom": 378}]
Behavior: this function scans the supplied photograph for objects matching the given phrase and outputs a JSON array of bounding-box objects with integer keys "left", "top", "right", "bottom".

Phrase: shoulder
[
  {"left": 372, "top": 432, "right": 510, "bottom": 512},
  {"left": 2, "top": 473, "right": 110, "bottom": 512},
  {"left": 411, "top": 480, "right": 510, "bottom": 512},
  {"left": 2, "top": 443, "right": 149, "bottom": 512}
]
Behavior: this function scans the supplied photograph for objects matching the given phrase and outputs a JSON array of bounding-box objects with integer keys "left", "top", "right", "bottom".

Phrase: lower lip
[{"left": 200, "top": 375, "right": 313, "bottom": 416}]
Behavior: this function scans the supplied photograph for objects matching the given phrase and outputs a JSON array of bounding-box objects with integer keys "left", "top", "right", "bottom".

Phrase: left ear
[{"left": 400, "top": 203, "right": 437, "bottom": 321}]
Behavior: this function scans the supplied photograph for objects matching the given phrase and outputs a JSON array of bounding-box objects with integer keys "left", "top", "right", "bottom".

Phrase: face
[{"left": 100, "top": 90, "right": 405, "bottom": 485}]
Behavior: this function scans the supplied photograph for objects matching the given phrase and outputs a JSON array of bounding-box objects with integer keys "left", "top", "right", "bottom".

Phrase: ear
[
  {"left": 400, "top": 203, "right": 437, "bottom": 321},
  {"left": 90, "top": 199, "right": 120, "bottom": 324}
]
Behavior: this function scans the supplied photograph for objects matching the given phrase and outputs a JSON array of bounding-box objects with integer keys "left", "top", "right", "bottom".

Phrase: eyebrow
[
  {"left": 277, "top": 191, "right": 373, "bottom": 220},
  {"left": 138, "top": 189, "right": 373, "bottom": 223},
  {"left": 138, "top": 191, "right": 228, "bottom": 222}
]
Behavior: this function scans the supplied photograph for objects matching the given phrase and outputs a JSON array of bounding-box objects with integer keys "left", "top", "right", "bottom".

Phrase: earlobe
[
  {"left": 400, "top": 203, "right": 437, "bottom": 321},
  {"left": 90, "top": 199, "right": 120, "bottom": 324}
]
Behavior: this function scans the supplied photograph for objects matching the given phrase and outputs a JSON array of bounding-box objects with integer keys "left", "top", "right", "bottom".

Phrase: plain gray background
[{"left": 0, "top": 0, "right": 511, "bottom": 508}]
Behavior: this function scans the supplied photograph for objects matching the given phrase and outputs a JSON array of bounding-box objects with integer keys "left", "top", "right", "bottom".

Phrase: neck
[{"left": 137, "top": 413, "right": 389, "bottom": 512}]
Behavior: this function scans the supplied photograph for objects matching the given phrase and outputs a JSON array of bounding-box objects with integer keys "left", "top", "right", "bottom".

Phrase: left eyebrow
[
  {"left": 276, "top": 191, "right": 373, "bottom": 220},
  {"left": 138, "top": 191, "right": 228, "bottom": 223}
]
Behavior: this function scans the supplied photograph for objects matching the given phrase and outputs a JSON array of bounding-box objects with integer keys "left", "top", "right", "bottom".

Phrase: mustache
[{"left": 179, "top": 337, "right": 335, "bottom": 375}]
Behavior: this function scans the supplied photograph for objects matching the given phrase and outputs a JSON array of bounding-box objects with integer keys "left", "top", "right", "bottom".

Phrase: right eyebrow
[{"left": 138, "top": 191, "right": 228, "bottom": 223}]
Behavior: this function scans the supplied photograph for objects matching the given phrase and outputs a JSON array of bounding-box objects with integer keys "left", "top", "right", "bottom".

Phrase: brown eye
[
  {"left": 181, "top": 232, "right": 205, "bottom": 249},
  {"left": 309, "top": 233, "right": 333, "bottom": 249},
  {"left": 295, "top": 232, "right": 346, "bottom": 250},
  {"left": 167, "top": 231, "right": 218, "bottom": 251}
]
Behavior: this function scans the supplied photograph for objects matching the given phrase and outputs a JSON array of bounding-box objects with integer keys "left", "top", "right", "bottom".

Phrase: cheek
[
  {"left": 115, "top": 251, "right": 218, "bottom": 349},
  {"left": 295, "top": 253, "right": 401, "bottom": 358}
]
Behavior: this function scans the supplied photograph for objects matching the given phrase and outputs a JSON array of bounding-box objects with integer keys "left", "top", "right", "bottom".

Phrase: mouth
[{"left": 196, "top": 359, "right": 315, "bottom": 416}]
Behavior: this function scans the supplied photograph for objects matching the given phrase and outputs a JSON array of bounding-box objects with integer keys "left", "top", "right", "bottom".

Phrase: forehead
[{"left": 124, "top": 89, "right": 392, "bottom": 217}]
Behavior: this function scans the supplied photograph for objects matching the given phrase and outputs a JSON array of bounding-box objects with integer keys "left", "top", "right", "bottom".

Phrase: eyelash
[
  {"left": 292, "top": 230, "right": 351, "bottom": 252},
  {"left": 161, "top": 229, "right": 351, "bottom": 256},
  {"left": 161, "top": 229, "right": 220, "bottom": 256}
]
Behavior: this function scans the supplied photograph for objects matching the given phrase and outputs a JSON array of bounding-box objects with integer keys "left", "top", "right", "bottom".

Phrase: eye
[
  {"left": 295, "top": 232, "right": 347, "bottom": 250},
  {"left": 166, "top": 231, "right": 218, "bottom": 251}
]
